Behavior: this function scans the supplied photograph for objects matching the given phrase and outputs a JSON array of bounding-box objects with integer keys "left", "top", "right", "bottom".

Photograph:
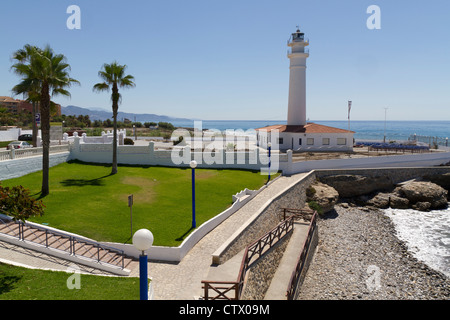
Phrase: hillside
[{"left": 62, "top": 105, "right": 192, "bottom": 123}]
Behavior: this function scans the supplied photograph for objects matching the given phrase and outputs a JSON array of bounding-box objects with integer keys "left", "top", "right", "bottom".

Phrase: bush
[
  {"left": 0, "top": 184, "right": 45, "bottom": 222},
  {"left": 173, "top": 136, "right": 184, "bottom": 146},
  {"left": 306, "top": 186, "right": 316, "bottom": 198},
  {"left": 124, "top": 138, "right": 134, "bottom": 145},
  {"left": 307, "top": 200, "right": 323, "bottom": 215}
]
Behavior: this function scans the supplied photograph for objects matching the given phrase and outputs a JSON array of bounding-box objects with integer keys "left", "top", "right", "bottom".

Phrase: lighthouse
[
  {"left": 256, "top": 27, "right": 354, "bottom": 152},
  {"left": 287, "top": 28, "right": 309, "bottom": 126}
]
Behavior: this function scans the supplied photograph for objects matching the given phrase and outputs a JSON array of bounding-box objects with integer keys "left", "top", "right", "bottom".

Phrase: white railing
[{"left": 0, "top": 144, "right": 70, "bottom": 161}]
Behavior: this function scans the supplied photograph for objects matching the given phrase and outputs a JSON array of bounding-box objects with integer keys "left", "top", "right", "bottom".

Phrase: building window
[
  {"left": 307, "top": 138, "right": 314, "bottom": 145},
  {"left": 337, "top": 138, "right": 347, "bottom": 145},
  {"left": 278, "top": 138, "right": 283, "bottom": 145},
  {"left": 322, "top": 138, "right": 330, "bottom": 145},
  {"left": 299, "top": 138, "right": 302, "bottom": 145}
]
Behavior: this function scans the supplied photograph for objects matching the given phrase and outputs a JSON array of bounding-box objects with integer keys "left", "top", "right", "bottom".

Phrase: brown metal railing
[
  {"left": 202, "top": 210, "right": 307, "bottom": 300},
  {"left": 286, "top": 210, "right": 318, "bottom": 300}
]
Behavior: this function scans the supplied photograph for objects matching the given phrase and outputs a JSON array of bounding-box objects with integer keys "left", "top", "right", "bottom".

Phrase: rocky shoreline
[{"left": 297, "top": 205, "right": 450, "bottom": 300}]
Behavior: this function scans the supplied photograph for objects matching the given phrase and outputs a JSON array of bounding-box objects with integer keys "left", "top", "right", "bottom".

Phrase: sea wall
[
  {"left": 314, "top": 167, "right": 450, "bottom": 185},
  {"left": 282, "top": 150, "right": 450, "bottom": 175}
]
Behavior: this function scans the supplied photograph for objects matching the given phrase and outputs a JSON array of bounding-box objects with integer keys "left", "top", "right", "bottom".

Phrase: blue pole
[
  {"left": 192, "top": 167, "right": 196, "bottom": 228},
  {"left": 268, "top": 146, "right": 271, "bottom": 182},
  {"left": 139, "top": 254, "right": 148, "bottom": 300}
]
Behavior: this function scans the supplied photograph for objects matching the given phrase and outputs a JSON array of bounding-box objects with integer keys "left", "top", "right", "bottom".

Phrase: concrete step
[{"left": 264, "top": 221, "right": 310, "bottom": 300}]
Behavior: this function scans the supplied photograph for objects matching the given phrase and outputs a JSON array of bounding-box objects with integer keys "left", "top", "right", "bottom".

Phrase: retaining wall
[
  {"left": 0, "top": 152, "right": 70, "bottom": 181},
  {"left": 281, "top": 150, "right": 450, "bottom": 175},
  {"left": 314, "top": 166, "right": 450, "bottom": 185},
  {"left": 212, "top": 171, "right": 317, "bottom": 265}
]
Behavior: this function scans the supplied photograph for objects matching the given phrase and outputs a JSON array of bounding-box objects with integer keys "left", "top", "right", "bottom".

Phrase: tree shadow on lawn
[
  {"left": 0, "top": 274, "right": 22, "bottom": 295},
  {"left": 59, "top": 174, "right": 113, "bottom": 187}
]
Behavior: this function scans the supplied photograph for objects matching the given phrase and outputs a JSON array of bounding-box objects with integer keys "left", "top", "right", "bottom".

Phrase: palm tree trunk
[
  {"left": 111, "top": 83, "right": 119, "bottom": 175},
  {"left": 40, "top": 83, "right": 50, "bottom": 196},
  {"left": 111, "top": 111, "right": 118, "bottom": 175}
]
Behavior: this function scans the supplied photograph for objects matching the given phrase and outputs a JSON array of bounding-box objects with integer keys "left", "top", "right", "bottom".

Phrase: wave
[{"left": 384, "top": 205, "right": 450, "bottom": 278}]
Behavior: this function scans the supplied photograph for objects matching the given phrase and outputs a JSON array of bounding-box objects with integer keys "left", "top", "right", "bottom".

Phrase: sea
[
  {"left": 384, "top": 206, "right": 450, "bottom": 278},
  {"left": 170, "top": 119, "right": 450, "bottom": 142},
  {"left": 169, "top": 119, "right": 450, "bottom": 278}
]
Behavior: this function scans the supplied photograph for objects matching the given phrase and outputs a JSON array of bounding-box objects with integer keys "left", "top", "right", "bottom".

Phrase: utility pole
[{"left": 383, "top": 107, "right": 388, "bottom": 143}]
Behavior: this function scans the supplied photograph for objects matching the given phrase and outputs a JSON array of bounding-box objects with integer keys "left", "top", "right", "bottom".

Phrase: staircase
[{"left": 0, "top": 214, "right": 133, "bottom": 275}]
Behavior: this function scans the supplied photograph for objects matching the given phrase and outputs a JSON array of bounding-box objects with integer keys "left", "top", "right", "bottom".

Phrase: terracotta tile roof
[{"left": 256, "top": 123, "right": 354, "bottom": 134}]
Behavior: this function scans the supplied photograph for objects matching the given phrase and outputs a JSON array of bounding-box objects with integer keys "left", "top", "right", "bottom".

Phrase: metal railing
[
  {"left": 286, "top": 210, "right": 318, "bottom": 300},
  {"left": 202, "top": 208, "right": 315, "bottom": 300},
  {"left": 0, "top": 214, "right": 127, "bottom": 270}
]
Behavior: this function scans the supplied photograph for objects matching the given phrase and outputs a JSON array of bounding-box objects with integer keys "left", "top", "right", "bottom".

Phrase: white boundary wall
[{"left": 280, "top": 150, "right": 450, "bottom": 175}]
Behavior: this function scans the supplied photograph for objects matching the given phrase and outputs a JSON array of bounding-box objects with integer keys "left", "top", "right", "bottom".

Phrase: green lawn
[
  {"left": 1, "top": 161, "right": 276, "bottom": 246},
  {"left": 0, "top": 262, "right": 139, "bottom": 300}
]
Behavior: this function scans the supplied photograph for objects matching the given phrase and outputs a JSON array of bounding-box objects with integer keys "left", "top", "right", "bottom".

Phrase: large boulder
[
  {"left": 307, "top": 182, "right": 339, "bottom": 214},
  {"left": 423, "top": 173, "right": 450, "bottom": 192},
  {"left": 320, "top": 175, "right": 394, "bottom": 198},
  {"left": 396, "top": 181, "right": 448, "bottom": 210}
]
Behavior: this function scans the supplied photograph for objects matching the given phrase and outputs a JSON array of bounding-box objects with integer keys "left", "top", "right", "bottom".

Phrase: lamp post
[
  {"left": 267, "top": 142, "right": 272, "bottom": 183},
  {"left": 190, "top": 160, "right": 197, "bottom": 229},
  {"left": 132, "top": 229, "right": 154, "bottom": 300}
]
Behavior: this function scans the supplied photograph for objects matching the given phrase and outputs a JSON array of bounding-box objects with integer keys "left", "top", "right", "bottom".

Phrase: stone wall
[
  {"left": 218, "top": 172, "right": 317, "bottom": 264},
  {"left": 240, "top": 232, "right": 292, "bottom": 300},
  {"left": 314, "top": 167, "right": 450, "bottom": 186},
  {"left": 0, "top": 152, "right": 70, "bottom": 180}
]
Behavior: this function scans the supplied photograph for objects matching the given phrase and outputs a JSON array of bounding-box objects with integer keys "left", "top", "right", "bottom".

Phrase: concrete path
[
  {"left": 0, "top": 172, "right": 309, "bottom": 300},
  {"left": 264, "top": 221, "right": 309, "bottom": 300}
]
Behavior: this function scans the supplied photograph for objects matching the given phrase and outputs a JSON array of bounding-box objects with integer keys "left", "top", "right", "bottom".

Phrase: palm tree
[
  {"left": 11, "top": 45, "right": 79, "bottom": 196},
  {"left": 93, "top": 62, "right": 135, "bottom": 175}
]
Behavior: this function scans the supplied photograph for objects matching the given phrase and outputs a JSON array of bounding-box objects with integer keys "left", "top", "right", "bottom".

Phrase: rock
[
  {"left": 412, "top": 202, "right": 432, "bottom": 212},
  {"left": 396, "top": 181, "right": 448, "bottom": 209},
  {"left": 307, "top": 182, "right": 339, "bottom": 214},
  {"left": 423, "top": 173, "right": 450, "bottom": 192},
  {"left": 389, "top": 194, "right": 409, "bottom": 209},
  {"left": 320, "top": 175, "right": 393, "bottom": 198},
  {"left": 366, "top": 193, "right": 390, "bottom": 209}
]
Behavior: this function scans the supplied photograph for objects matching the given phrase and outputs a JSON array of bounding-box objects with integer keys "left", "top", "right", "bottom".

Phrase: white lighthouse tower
[
  {"left": 256, "top": 27, "right": 354, "bottom": 153},
  {"left": 287, "top": 28, "right": 309, "bottom": 126}
]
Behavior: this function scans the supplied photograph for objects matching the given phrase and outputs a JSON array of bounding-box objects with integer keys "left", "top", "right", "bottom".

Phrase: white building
[{"left": 257, "top": 28, "right": 354, "bottom": 152}]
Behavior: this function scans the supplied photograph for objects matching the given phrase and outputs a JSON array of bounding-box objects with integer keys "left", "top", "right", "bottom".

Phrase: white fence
[
  {"left": 0, "top": 145, "right": 70, "bottom": 161},
  {"left": 281, "top": 149, "right": 450, "bottom": 175},
  {"left": 63, "top": 130, "right": 127, "bottom": 145},
  {"left": 69, "top": 137, "right": 275, "bottom": 172}
]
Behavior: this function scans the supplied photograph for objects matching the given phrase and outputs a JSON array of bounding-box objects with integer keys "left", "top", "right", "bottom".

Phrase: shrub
[
  {"left": 173, "top": 135, "right": 184, "bottom": 146},
  {"left": 0, "top": 184, "right": 45, "bottom": 222},
  {"left": 306, "top": 186, "right": 316, "bottom": 198},
  {"left": 124, "top": 138, "right": 134, "bottom": 145},
  {"left": 308, "top": 200, "right": 323, "bottom": 215}
]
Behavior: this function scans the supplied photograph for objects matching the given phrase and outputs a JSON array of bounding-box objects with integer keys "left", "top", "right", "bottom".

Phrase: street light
[
  {"left": 132, "top": 229, "right": 154, "bottom": 300},
  {"left": 267, "top": 142, "right": 272, "bottom": 183},
  {"left": 190, "top": 160, "right": 197, "bottom": 229}
]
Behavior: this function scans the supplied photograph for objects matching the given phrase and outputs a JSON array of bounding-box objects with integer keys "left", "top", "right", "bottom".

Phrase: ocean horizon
[{"left": 168, "top": 119, "right": 450, "bottom": 142}]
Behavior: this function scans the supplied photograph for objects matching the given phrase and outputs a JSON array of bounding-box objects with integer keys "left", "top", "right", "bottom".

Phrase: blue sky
[{"left": 1, "top": 0, "right": 449, "bottom": 121}]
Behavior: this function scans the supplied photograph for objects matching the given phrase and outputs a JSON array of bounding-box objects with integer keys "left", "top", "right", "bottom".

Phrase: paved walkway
[{"left": 0, "top": 172, "right": 308, "bottom": 300}]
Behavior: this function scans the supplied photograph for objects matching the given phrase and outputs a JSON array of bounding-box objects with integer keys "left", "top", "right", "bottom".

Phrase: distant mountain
[{"left": 62, "top": 105, "right": 193, "bottom": 123}]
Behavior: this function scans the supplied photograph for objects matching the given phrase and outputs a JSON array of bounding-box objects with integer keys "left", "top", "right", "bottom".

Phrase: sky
[{"left": 1, "top": 0, "right": 449, "bottom": 121}]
